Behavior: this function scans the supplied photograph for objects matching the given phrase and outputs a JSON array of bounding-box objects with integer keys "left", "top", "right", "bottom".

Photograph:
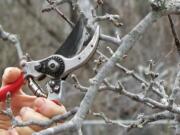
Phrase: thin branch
[
  {"left": 100, "top": 34, "right": 121, "bottom": 45},
  {"left": 71, "top": 74, "right": 88, "bottom": 92},
  {"left": 168, "top": 15, "right": 180, "bottom": 55},
  {"left": 96, "top": 50, "right": 148, "bottom": 85},
  {"left": 1, "top": 92, "right": 15, "bottom": 120},
  {"left": 116, "top": 81, "right": 180, "bottom": 114},
  {"left": 93, "top": 13, "right": 123, "bottom": 27},
  {"left": 0, "top": 25, "right": 23, "bottom": 60},
  {"left": 128, "top": 111, "right": 174, "bottom": 130},
  {"left": 44, "top": 0, "right": 74, "bottom": 28},
  {"left": 93, "top": 55, "right": 107, "bottom": 73},
  {"left": 13, "top": 107, "right": 78, "bottom": 128},
  {"left": 169, "top": 70, "right": 180, "bottom": 107},
  {"left": 93, "top": 112, "right": 129, "bottom": 128},
  {"left": 16, "top": 0, "right": 64, "bottom": 45},
  {"left": 82, "top": 119, "right": 176, "bottom": 125}
]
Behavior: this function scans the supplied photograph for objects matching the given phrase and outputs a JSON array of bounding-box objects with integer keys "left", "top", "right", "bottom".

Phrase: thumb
[{"left": 1, "top": 67, "right": 22, "bottom": 87}]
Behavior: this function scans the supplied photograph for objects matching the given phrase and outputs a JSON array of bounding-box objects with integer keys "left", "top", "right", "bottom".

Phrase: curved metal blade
[
  {"left": 55, "top": 17, "right": 85, "bottom": 58},
  {"left": 61, "top": 26, "right": 100, "bottom": 77},
  {"left": 24, "top": 26, "right": 99, "bottom": 80}
]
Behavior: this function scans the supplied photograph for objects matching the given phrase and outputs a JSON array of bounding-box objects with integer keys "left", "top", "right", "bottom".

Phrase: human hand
[{"left": 0, "top": 67, "right": 66, "bottom": 135}]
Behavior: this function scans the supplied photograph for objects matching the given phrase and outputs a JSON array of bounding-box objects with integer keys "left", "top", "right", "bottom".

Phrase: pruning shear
[{"left": 0, "top": 17, "right": 100, "bottom": 103}]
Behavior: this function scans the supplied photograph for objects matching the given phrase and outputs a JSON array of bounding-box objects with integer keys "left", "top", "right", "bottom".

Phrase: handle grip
[
  {"left": 0, "top": 73, "right": 24, "bottom": 101},
  {"left": 0, "top": 73, "right": 61, "bottom": 106}
]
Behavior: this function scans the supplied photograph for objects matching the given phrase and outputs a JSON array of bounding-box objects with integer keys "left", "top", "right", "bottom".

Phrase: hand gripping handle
[{"left": 0, "top": 72, "right": 61, "bottom": 105}]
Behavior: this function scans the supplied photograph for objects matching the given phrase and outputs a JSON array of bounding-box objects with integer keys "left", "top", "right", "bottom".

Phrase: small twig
[
  {"left": 71, "top": 74, "right": 88, "bottom": 92},
  {"left": 43, "top": 0, "right": 74, "bottom": 28},
  {"left": 52, "top": 0, "right": 72, "bottom": 6},
  {"left": 1, "top": 92, "right": 14, "bottom": 119},
  {"left": 93, "top": 111, "right": 174, "bottom": 131},
  {"left": 145, "top": 60, "right": 159, "bottom": 80},
  {"left": 169, "top": 70, "right": 180, "bottom": 107},
  {"left": 168, "top": 15, "right": 180, "bottom": 55},
  {"left": 100, "top": 34, "right": 121, "bottom": 45},
  {"left": 0, "top": 25, "right": 23, "bottom": 60},
  {"left": 115, "top": 30, "right": 121, "bottom": 42},
  {"left": 154, "top": 80, "right": 168, "bottom": 98},
  {"left": 96, "top": 50, "right": 148, "bottom": 85},
  {"left": 116, "top": 81, "right": 180, "bottom": 114},
  {"left": 1, "top": 92, "right": 21, "bottom": 127},
  {"left": 127, "top": 111, "right": 174, "bottom": 131},
  {"left": 71, "top": 74, "right": 114, "bottom": 92},
  {"left": 93, "top": 55, "right": 107, "bottom": 73},
  {"left": 93, "top": 112, "right": 128, "bottom": 128},
  {"left": 93, "top": 13, "right": 123, "bottom": 27},
  {"left": 106, "top": 46, "right": 114, "bottom": 55},
  {"left": 96, "top": 0, "right": 104, "bottom": 5}
]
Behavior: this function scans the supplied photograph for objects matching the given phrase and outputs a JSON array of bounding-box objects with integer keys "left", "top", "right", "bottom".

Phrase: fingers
[
  {"left": 15, "top": 98, "right": 66, "bottom": 131},
  {"left": 0, "top": 129, "right": 8, "bottom": 135},
  {"left": 0, "top": 98, "right": 66, "bottom": 134},
  {"left": 0, "top": 67, "right": 67, "bottom": 134},
  {"left": 15, "top": 127, "right": 34, "bottom": 135},
  {"left": 16, "top": 113, "right": 40, "bottom": 132},
  {"left": 0, "top": 127, "right": 33, "bottom": 135},
  {"left": 20, "top": 107, "right": 48, "bottom": 121},
  {"left": 1, "top": 67, "right": 21, "bottom": 87},
  {"left": 19, "top": 107, "right": 48, "bottom": 131},
  {"left": 33, "top": 98, "right": 66, "bottom": 118},
  {"left": 10, "top": 94, "right": 36, "bottom": 116},
  {"left": 0, "top": 116, "right": 11, "bottom": 130}
]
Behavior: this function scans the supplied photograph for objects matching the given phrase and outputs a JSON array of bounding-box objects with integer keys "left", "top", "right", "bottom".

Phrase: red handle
[
  {"left": 0, "top": 73, "right": 24, "bottom": 101},
  {"left": 0, "top": 73, "right": 61, "bottom": 105}
]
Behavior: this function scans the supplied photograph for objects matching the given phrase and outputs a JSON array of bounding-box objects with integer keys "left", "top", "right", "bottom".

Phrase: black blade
[{"left": 55, "top": 17, "right": 85, "bottom": 58}]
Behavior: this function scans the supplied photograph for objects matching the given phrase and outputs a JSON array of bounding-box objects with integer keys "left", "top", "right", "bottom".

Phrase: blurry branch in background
[
  {"left": 17, "top": 0, "right": 64, "bottom": 46},
  {"left": 42, "top": 0, "right": 74, "bottom": 28},
  {"left": 168, "top": 15, "right": 180, "bottom": 56},
  {"left": 0, "top": 25, "right": 23, "bottom": 60},
  {"left": 93, "top": 112, "right": 129, "bottom": 128}
]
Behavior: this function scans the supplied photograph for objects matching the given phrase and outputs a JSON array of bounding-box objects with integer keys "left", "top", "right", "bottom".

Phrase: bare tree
[{"left": 1, "top": 0, "right": 180, "bottom": 135}]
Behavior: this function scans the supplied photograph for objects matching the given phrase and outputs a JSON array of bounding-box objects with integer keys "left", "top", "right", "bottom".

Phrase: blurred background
[{"left": 0, "top": 0, "right": 180, "bottom": 134}]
